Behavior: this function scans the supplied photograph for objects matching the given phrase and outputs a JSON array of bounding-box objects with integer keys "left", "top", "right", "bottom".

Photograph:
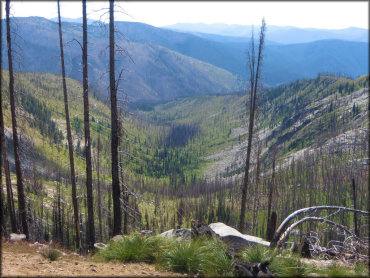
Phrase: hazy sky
[{"left": 1, "top": 1, "right": 368, "bottom": 29}]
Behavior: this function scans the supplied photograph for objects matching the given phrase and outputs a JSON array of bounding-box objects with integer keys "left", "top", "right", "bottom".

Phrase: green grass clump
[
  {"left": 354, "top": 262, "right": 369, "bottom": 277},
  {"left": 158, "top": 237, "right": 233, "bottom": 276},
  {"left": 99, "top": 233, "right": 166, "bottom": 263},
  {"left": 43, "top": 248, "right": 62, "bottom": 261},
  {"left": 326, "top": 262, "right": 352, "bottom": 277},
  {"left": 239, "top": 244, "right": 277, "bottom": 263}
]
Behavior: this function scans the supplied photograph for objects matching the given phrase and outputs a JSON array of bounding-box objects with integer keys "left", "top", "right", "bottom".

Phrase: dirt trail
[{"left": 1, "top": 241, "right": 184, "bottom": 277}]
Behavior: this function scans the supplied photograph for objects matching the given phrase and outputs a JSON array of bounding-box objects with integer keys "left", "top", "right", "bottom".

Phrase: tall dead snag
[
  {"left": 266, "top": 146, "right": 276, "bottom": 241},
  {"left": 96, "top": 135, "right": 103, "bottom": 242},
  {"left": 110, "top": 0, "right": 122, "bottom": 236},
  {"left": 82, "top": 0, "right": 95, "bottom": 250},
  {"left": 6, "top": 0, "right": 29, "bottom": 239},
  {"left": 57, "top": 0, "right": 81, "bottom": 252},
  {"left": 351, "top": 178, "right": 358, "bottom": 236},
  {"left": 239, "top": 18, "right": 266, "bottom": 233}
]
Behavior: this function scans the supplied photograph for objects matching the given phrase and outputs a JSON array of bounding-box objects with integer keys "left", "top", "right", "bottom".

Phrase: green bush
[
  {"left": 99, "top": 233, "right": 166, "bottom": 263},
  {"left": 43, "top": 248, "right": 62, "bottom": 261}
]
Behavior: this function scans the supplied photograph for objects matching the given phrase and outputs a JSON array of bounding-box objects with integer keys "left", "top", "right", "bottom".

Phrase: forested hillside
[
  {"left": 1, "top": 70, "right": 367, "bottom": 250},
  {"left": 1, "top": 17, "right": 368, "bottom": 100}
]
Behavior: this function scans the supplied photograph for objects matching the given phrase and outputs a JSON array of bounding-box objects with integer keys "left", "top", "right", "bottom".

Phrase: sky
[{"left": 1, "top": 1, "right": 368, "bottom": 30}]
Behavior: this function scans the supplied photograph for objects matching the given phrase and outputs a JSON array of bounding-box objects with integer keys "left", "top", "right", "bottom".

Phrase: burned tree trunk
[
  {"left": 109, "top": 0, "right": 122, "bottom": 236},
  {"left": 96, "top": 135, "right": 103, "bottom": 242},
  {"left": 239, "top": 18, "right": 266, "bottom": 233},
  {"left": 266, "top": 147, "right": 276, "bottom": 241},
  {"left": 57, "top": 0, "right": 81, "bottom": 251},
  {"left": 1, "top": 68, "right": 17, "bottom": 233},
  {"left": 6, "top": 0, "right": 29, "bottom": 239},
  {"left": 82, "top": 0, "right": 95, "bottom": 250}
]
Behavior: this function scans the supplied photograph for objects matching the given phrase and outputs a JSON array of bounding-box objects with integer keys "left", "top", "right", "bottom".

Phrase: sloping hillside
[{"left": 1, "top": 17, "right": 368, "bottom": 101}]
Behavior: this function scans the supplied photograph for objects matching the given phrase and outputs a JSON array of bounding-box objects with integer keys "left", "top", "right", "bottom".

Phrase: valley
[{"left": 1, "top": 6, "right": 369, "bottom": 277}]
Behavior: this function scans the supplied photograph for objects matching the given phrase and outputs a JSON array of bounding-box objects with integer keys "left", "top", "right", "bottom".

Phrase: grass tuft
[
  {"left": 43, "top": 248, "right": 62, "bottom": 261},
  {"left": 99, "top": 233, "right": 166, "bottom": 263},
  {"left": 158, "top": 237, "right": 233, "bottom": 276}
]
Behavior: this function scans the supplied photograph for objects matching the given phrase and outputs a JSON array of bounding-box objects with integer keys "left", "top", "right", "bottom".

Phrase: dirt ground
[{"left": 1, "top": 240, "right": 185, "bottom": 277}]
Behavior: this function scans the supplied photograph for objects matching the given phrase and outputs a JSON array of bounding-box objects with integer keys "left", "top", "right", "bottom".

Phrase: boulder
[
  {"left": 111, "top": 235, "right": 123, "bottom": 242},
  {"left": 94, "top": 242, "right": 107, "bottom": 250},
  {"left": 10, "top": 233, "right": 26, "bottom": 242},
  {"left": 209, "top": 223, "right": 270, "bottom": 253},
  {"left": 140, "top": 230, "right": 153, "bottom": 236},
  {"left": 158, "top": 228, "right": 191, "bottom": 240},
  {"left": 191, "top": 220, "right": 217, "bottom": 239}
]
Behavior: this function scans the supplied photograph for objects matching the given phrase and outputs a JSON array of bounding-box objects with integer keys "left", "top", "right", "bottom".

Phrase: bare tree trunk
[
  {"left": 57, "top": 0, "right": 81, "bottom": 252},
  {"left": 252, "top": 141, "right": 262, "bottom": 235},
  {"left": 266, "top": 146, "right": 276, "bottom": 240},
  {"left": 5, "top": 0, "right": 29, "bottom": 239},
  {"left": 109, "top": 0, "right": 122, "bottom": 236},
  {"left": 239, "top": 18, "right": 266, "bottom": 233},
  {"left": 351, "top": 178, "right": 358, "bottom": 235},
  {"left": 82, "top": 0, "right": 95, "bottom": 250},
  {"left": 97, "top": 135, "right": 102, "bottom": 242},
  {"left": 1, "top": 77, "right": 17, "bottom": 234}
]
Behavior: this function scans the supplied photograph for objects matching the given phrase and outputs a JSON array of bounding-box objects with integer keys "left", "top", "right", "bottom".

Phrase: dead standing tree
[
  {"left": 239, "top": 18, "right": 266, "bottom": 233},
  {"left": 109, "top": 0, "right": 123, "bottom": 236},
  {"left": 6, "top": 0, "right": 29, "bottom": 239},
  {"left": 82, "top": 0, "right": 95, "bottom": 251},
  {"left": 57, "top": 0, "right": 81, "bottom": 252}
]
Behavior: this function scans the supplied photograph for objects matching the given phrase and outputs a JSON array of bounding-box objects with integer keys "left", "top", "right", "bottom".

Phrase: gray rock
[
  {"left": 10, "top": 233, "right": 26, "bottom": 242},
  {"left": 111, "top": 235, "right": 123, "bottom": 242},
  {"left": 94, "top": 242, "right": 107, "bottom": 250},
  {"left": 158, "top": 228, "right": 191, "bottom": 240},
  {"left": 209, "top": 222, "right": 270, "bottom": 253}
]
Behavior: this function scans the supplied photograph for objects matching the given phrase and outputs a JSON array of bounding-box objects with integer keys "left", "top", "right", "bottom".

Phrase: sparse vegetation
[{"left": 43, "top": 248, "right": 62, "bottom": 261}]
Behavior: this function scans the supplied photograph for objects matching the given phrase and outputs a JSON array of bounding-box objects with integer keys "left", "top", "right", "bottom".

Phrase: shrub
[
  {"left": 43, "top": 248, "right": 62, "bottom": 261},
  {"left": 99, "top": 233, "right": 166, "bottom": 263}
]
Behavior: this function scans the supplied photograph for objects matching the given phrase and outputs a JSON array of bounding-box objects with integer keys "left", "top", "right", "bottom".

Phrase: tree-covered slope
[{"left": 1, "top": 17, "right": 368, "bottom": 101}]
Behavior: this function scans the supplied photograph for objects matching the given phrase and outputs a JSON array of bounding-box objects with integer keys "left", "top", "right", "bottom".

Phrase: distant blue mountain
[
  {"left": 1, "top": 17, "right": 368, "bottom": 101},
  {"left": 165, "top": 23, "right": 368, "bottom": 44}
]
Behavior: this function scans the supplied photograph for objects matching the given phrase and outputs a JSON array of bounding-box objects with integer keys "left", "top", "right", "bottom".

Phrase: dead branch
[{"left": 271, "top": 206, "right": 369, "bottom": 247}]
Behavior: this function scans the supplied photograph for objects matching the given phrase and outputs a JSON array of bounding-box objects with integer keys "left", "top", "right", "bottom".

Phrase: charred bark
[
  {"left": 110, "top": 0, "right": 122, "bottom": 236},
  {"left": 57, "top": 0, "right": 81, "bottom": 251},
  {"left": 82, "top": 0, "right": 95, "bottom": 250},
  {"left": 239, "top": 18, "right": 266, "bottom": 233},
  {"left": 6, "top": 0, "right": 29, "bottom": 239}
]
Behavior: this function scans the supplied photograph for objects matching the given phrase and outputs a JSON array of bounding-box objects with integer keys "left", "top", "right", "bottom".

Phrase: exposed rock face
[
  {"left": 209, "top": 223, "right": 270, "bottom": 253},
  {"left": 10, "top": 233, "right": 26, "bottom": 242},
  {"left": 158, "top": 228, "right": 192, "bottom": 240}
]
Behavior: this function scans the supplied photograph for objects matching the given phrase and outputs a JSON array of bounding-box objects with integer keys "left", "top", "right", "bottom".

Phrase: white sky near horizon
[{"left": 0, "top": 1, "right": 368, "bottom": 30}]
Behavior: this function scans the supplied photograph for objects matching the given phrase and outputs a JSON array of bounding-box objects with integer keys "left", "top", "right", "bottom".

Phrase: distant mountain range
[
  {"left": 165, "top": 23, "right": 369, "bottom": 44},
  {"left": 1, "top": 17, "right": 368, "bottom": 102}
]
